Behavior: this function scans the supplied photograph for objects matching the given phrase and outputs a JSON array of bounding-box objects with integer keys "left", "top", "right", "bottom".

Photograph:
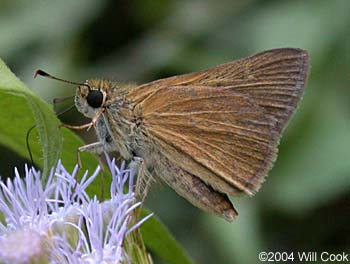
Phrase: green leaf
[
  {"left": 141, "top": 209, "right": 194, "bottom": 264},
  {"left": 0, "top": 58, "right": 61, "bottom": 179},
  {"left": 0, "top": 58, "right": 101, "bottom": 189}
]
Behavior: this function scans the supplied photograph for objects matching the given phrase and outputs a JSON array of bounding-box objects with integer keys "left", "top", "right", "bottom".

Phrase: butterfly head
[{"left": 75, "top": 79, "right": 115, "bottom": 118}]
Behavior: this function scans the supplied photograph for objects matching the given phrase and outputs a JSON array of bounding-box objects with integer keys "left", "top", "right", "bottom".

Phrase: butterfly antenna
[{"left": 34, "top": 69, "right": 90, "bottom": 89}]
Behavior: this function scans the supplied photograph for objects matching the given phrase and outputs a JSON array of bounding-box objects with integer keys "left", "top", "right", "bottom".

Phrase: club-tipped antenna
[{"left": 34, "top": 69, "right": 90, "bottom": 88}]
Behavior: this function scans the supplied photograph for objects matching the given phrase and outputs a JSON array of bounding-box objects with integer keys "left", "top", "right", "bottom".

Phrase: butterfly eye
[{"left": 87, "top": 90, "right": 104, "bottom": 108}]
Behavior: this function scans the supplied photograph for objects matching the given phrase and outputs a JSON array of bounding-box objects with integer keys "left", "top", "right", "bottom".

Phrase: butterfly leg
[
  {"left": 130, "top": 156, "right": 154, "bottom": 222},
  {"left": 68, "top": 142, "right": 105, "bottom": 198},
  {"left": 130, "top": 157, "right": 154, "bottom": 202},
  {"left": 77, "top": 142, "right": 105, "bottom": 167},
  {"left": 61, "top": 108, "right": 105, "bottom": 131}
]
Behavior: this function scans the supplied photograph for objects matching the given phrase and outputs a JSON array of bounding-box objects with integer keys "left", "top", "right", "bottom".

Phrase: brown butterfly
[{"left": 35, "top": 48, "right": 309, "bottom": 221}]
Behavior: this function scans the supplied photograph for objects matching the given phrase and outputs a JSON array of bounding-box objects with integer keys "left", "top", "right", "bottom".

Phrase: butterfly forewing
[
  {"left": 129, "top": 48, "right": 309, "bottom": 133},
  {"left": 127, "top": 48, "right": 309, "bottom": 196},
  {"left": 136, "top": 86, "right": 279, "bottom": 195},
  {"left": 187, "top": 48, "right": 309, "bottom": 132}
]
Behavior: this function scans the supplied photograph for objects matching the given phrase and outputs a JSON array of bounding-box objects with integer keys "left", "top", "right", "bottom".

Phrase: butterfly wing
[
  {"left": 132, "top": 86, "right": 278, "bottom": 195},
  {"left": 129, "top": 48, "right": 309, "bottom": 133},
  {"left": 127, "top": 48, "right": 309, "bottom": 195}
]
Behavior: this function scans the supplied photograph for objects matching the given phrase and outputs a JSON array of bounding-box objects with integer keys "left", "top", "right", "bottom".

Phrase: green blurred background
[{"left": 0, "top": 0, "right": 349, "bottom": 263}]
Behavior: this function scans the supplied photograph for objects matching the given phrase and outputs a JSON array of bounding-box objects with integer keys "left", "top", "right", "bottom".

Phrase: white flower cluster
[{"left": 0, "top": 155, "right": 152, "bottom": 264}]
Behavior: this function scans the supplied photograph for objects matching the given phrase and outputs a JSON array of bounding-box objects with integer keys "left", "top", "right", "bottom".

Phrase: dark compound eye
[{"left": 87, "top": 90, "right": 104, "bottom": 108}]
